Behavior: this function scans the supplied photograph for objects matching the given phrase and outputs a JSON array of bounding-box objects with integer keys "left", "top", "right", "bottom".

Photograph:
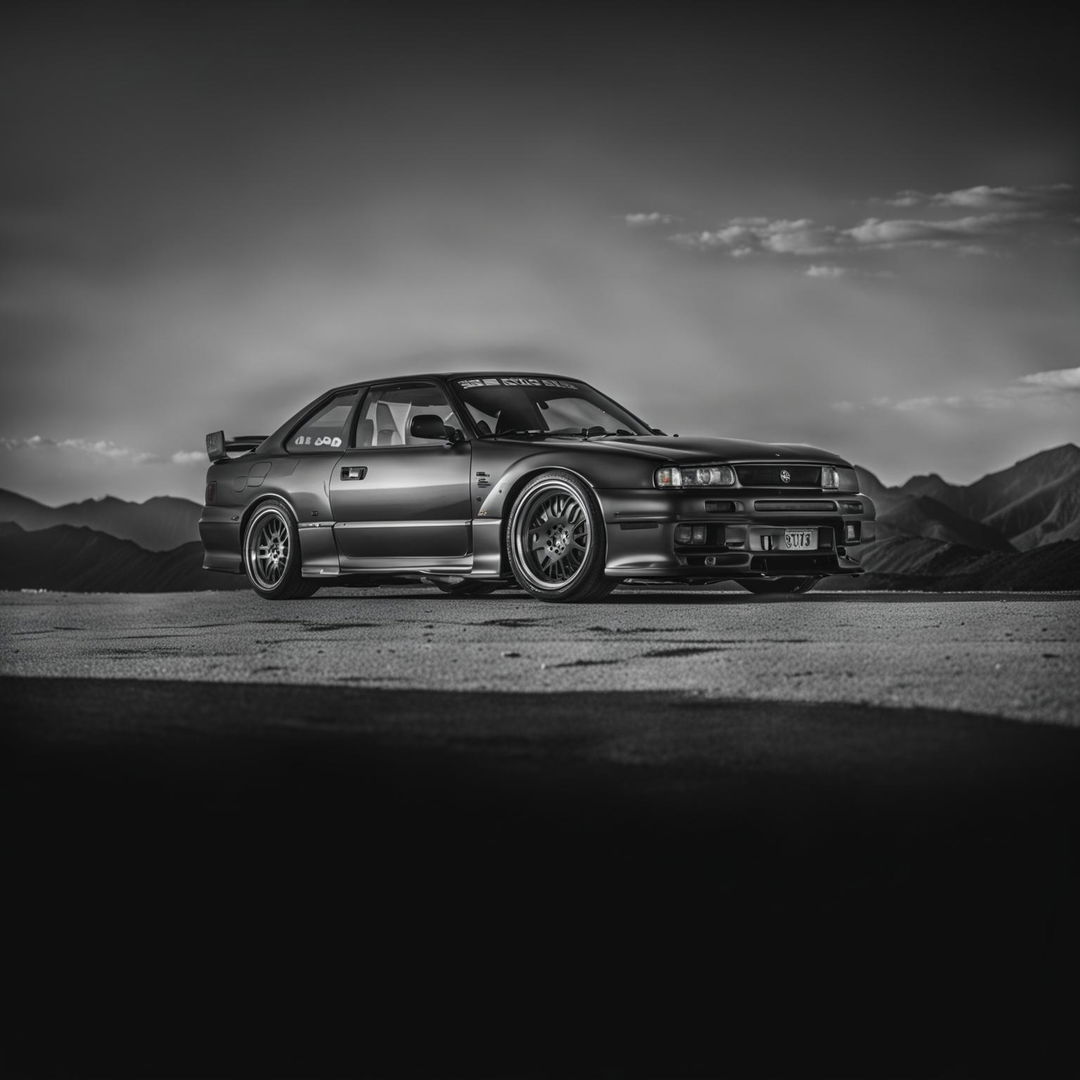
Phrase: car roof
[{"left": 323, "top": 372, "right": 589, "bottom": 396}]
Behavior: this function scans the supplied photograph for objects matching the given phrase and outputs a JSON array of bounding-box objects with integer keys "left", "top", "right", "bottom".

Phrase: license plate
[{"left": 783, "top": 529, "right": 817, "bottom": 551}]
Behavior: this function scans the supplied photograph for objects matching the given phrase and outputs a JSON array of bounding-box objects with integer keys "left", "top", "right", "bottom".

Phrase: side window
[
  {"left": 356, "top": 383, "right": 462, "bottom": 448},
  {"left": 289, "top": 391, "right": 359, "bottom": 453}
]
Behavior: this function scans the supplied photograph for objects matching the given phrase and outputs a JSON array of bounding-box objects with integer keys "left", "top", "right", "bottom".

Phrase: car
[{"left": 200, "top": 372, "right": 876, "bottom": 602}]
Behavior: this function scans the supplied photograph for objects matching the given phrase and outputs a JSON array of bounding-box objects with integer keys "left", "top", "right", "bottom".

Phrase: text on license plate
[{"left": 784, "top": 529, "right": 817, "bottom": 550}]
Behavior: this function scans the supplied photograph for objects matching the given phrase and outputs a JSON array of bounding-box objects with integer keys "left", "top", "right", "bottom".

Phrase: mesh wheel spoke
[
  {"left": 247, "top": 511, "right": 294, "bottom": 591},
  {"left": 512, "top": 479, "right": 601, "bottom": 594}
]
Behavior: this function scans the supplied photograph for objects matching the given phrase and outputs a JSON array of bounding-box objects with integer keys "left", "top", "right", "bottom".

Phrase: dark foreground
[{"left": 6, "top": 677, "right": 1080, "bottom": 1077}]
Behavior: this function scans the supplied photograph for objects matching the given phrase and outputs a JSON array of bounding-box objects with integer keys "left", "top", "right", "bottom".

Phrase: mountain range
[
  {"left": 857, "top": 444, "right": 1080, "bottom": 552},
  {"left": 0, "top": 488, "right": 201, "bottom": 550},
  {"left": 0, "top": 443, "right": 1077, "bottom": 592},
  {"left": 0, "top": 522, "right": 247, "bottom": 592}
]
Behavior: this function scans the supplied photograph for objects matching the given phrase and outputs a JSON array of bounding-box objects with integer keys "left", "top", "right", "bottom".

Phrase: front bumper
[{"left": 597, "top": 488, "right": 876, "bottom": 579}]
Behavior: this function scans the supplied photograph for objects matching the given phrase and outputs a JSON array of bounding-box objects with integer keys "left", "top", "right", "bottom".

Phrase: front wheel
[
  {"left": 740, "top": 577, "right": 818, "bottom": 595},
  {"left": 243, "top": 499, "right": 319, "bottom": 600},
  {"left": 506, "top": 471, "right": 616, "bottom": 603}
]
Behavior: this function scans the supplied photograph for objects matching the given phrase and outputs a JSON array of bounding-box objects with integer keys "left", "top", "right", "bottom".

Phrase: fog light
[
  {"left": 844, "top": 522, "right": 859, "bottom": 542},
  {"left": 675, "top": 524, "right": 708, "bottom": 545}
]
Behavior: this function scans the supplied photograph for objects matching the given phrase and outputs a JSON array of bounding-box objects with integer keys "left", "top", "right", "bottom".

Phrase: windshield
[{"left": 452, "top": 376, "right": 651, "bottom": 438}]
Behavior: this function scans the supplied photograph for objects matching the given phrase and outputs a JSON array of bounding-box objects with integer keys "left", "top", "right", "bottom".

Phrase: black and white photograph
[{"left": 3, "top": 2, "right": 1079, "bottom": 1075}]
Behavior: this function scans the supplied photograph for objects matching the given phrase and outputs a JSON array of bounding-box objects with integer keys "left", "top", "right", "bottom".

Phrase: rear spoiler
[{"left": 206, "top": 431, "right": 267, "bottom": 463}]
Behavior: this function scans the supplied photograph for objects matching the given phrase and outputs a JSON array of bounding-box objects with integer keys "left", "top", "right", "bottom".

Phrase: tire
[
  {"left": 740, "top": 577, "right": 818, "bottom": 595},
  {"left": 243, "top": 499, "right": 319, "bottom": 600},
  {"left": 423, "top": 576, "right": 500, "bottom": 597},
  {"left": 505, "top": 471, "right": 617, "bottom": 603}
]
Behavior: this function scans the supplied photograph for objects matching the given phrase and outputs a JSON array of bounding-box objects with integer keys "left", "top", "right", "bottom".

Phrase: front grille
[
  {"left": 754, "top": 499, "right": 838, "bottom": 512},
  {"left": 736, "top": 464, "right": 821, "bottom": 487}
]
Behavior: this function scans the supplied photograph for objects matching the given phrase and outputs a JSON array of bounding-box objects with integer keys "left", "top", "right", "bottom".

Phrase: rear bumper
[
  {"left": 199, "top": 507, "right": 243, "bottom": 573},
  {"left": 597, "top": 488, "right": 876, "bottom": 579}
]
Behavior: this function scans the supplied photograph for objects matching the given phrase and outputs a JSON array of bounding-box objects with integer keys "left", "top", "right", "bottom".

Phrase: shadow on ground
[{"left": 5, "top": 677, "right": 1079, "bottom": 1077}]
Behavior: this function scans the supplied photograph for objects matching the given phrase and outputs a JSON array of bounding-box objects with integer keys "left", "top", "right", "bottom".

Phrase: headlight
[
  {"left": 821, "top": 466, "right": 840, "bottom": 490},
  {"left": 654, "top": 464, "right": 736, "bottom": 488}
]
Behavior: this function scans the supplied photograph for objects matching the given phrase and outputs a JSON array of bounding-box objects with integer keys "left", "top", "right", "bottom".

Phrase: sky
[{"left": 2, "top": 0, "right": 1077, "bottom": 504}]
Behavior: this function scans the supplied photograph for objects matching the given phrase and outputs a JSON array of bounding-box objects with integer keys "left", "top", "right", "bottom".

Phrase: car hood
[{"left": 556, "top": 435, "right": 853, "bottom": 467}]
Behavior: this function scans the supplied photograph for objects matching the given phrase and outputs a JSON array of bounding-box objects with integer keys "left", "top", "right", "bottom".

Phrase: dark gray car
[{"left": 200, "top": 372, "right": 876, "bottom": 602}]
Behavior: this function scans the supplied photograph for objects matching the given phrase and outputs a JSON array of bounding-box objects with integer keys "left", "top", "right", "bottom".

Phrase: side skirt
[{"left": 299, "top": 518, "right": 507, "bottom": 579}]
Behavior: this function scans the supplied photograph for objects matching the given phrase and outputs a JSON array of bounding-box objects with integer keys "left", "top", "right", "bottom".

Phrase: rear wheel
[
  {"left": 243, "top": 500, "right": 319, "bottom": 600},
  {"left": 506, "top": 471, "right": 616, "bottom": 603},
  {"left": 740, "top": 577, "right": 818, "bottom": 595}
]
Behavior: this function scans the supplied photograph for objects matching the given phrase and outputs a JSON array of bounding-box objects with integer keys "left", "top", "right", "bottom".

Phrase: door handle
[{"left": 341, "top": 466, "right": 367, "bottom": 480}]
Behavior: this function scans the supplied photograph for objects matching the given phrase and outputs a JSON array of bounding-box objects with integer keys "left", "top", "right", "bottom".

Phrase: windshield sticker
[{"left": 458, "top": 377, "right": 579, "bottom": 390}]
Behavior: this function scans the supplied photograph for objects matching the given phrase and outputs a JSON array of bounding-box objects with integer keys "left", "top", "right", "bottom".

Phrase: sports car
[{"left": 200, "top": 373, "right": 876, "bottom": 602}]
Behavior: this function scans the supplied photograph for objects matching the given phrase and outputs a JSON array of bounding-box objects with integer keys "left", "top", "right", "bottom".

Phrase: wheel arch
[{"left": 239, "top": 492, "right": 306, "bottom": 573}]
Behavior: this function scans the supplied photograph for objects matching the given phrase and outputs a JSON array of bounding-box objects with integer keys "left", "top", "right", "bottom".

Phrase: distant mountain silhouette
[
  {"left": 874, "top": 493, "right": 1015, "bottom": 552},
  {"left": 954, "top": 444, "right": 1080, "bottom": 523},
  {"left": 982, "top": 472, "right": 1080, "bottom": 550},
  {"left": 855, "top": 444, "right": 1079, "bottom": 553},
  {"left": 825, "top": 536, "right": 1080, "bottom": 591},
  {"left": 0, "top": 488, "right": 201, "bottom": 551},
  {"left": 0, "top": 523, "right": 247, "bottom": 592}
]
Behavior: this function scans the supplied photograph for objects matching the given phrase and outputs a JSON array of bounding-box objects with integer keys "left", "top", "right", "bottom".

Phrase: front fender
[{"left": 474, "top": 446, "right": 651, "bottom": 521}]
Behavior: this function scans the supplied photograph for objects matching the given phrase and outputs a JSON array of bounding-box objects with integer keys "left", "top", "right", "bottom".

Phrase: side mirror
[{"left": 410, "top": 414, "right": 451, "bottom": 441}]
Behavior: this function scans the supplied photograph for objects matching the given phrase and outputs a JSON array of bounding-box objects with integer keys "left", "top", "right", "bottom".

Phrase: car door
[{"left": 329, "top": 381, "right": 473, "bottom": 565}]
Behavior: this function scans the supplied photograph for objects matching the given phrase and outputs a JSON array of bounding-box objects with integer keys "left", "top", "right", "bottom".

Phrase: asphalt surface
[
  {"left": 4, "top": 587, "right": 1080, "bottom": 1077},
  {"left": 2, "top": 587, "right": 1078, "bottom": 724}
]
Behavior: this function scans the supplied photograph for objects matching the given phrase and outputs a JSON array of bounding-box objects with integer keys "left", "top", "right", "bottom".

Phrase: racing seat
[{"left": 376, "top": 402, "right": 399, "bottom": 446}]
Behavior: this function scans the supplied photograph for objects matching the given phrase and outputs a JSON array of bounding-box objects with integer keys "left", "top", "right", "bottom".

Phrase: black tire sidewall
[{"left": 506, "top": 471, "right": 610, "bottom": 601}]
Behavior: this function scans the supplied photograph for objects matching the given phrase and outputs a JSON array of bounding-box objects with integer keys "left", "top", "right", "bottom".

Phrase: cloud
[
  {"left": 881, "top": 183, "right": 1073, "bottom": 210},
  {"left": 0, "top": 434, "right": 205, "bottom": 467},
  {"left": 658, "top": 181, "right": 1076, "bottom": 270},
  {"left": 760, "top": 219, "right": 836, "bottom": 255},
  {"left": 671, "top": 217, "right": 837, "bottom": 257},
  {"left": 834, "top": 366, "right": 1080, "bottom": 413},
  {"left": 625, "top": 211, "right": 681, "bottom": 228},
  {"left": 171, "top": 449, "right": 207, "bottom": 465},
  {"left": 805, "top": 264, "right": 847, "bottom": 278},
  {"left": 1016, "top": 366, "right": 1080, "bottom": 391},
  {"left": 844, "top": 212, "right": 1028, "bottom": 252}
]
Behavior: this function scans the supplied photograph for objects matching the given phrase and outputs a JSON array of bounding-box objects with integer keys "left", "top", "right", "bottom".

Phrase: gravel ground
[{"left": 3, "top": 587, "right": 1078, "bottom": 724}]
